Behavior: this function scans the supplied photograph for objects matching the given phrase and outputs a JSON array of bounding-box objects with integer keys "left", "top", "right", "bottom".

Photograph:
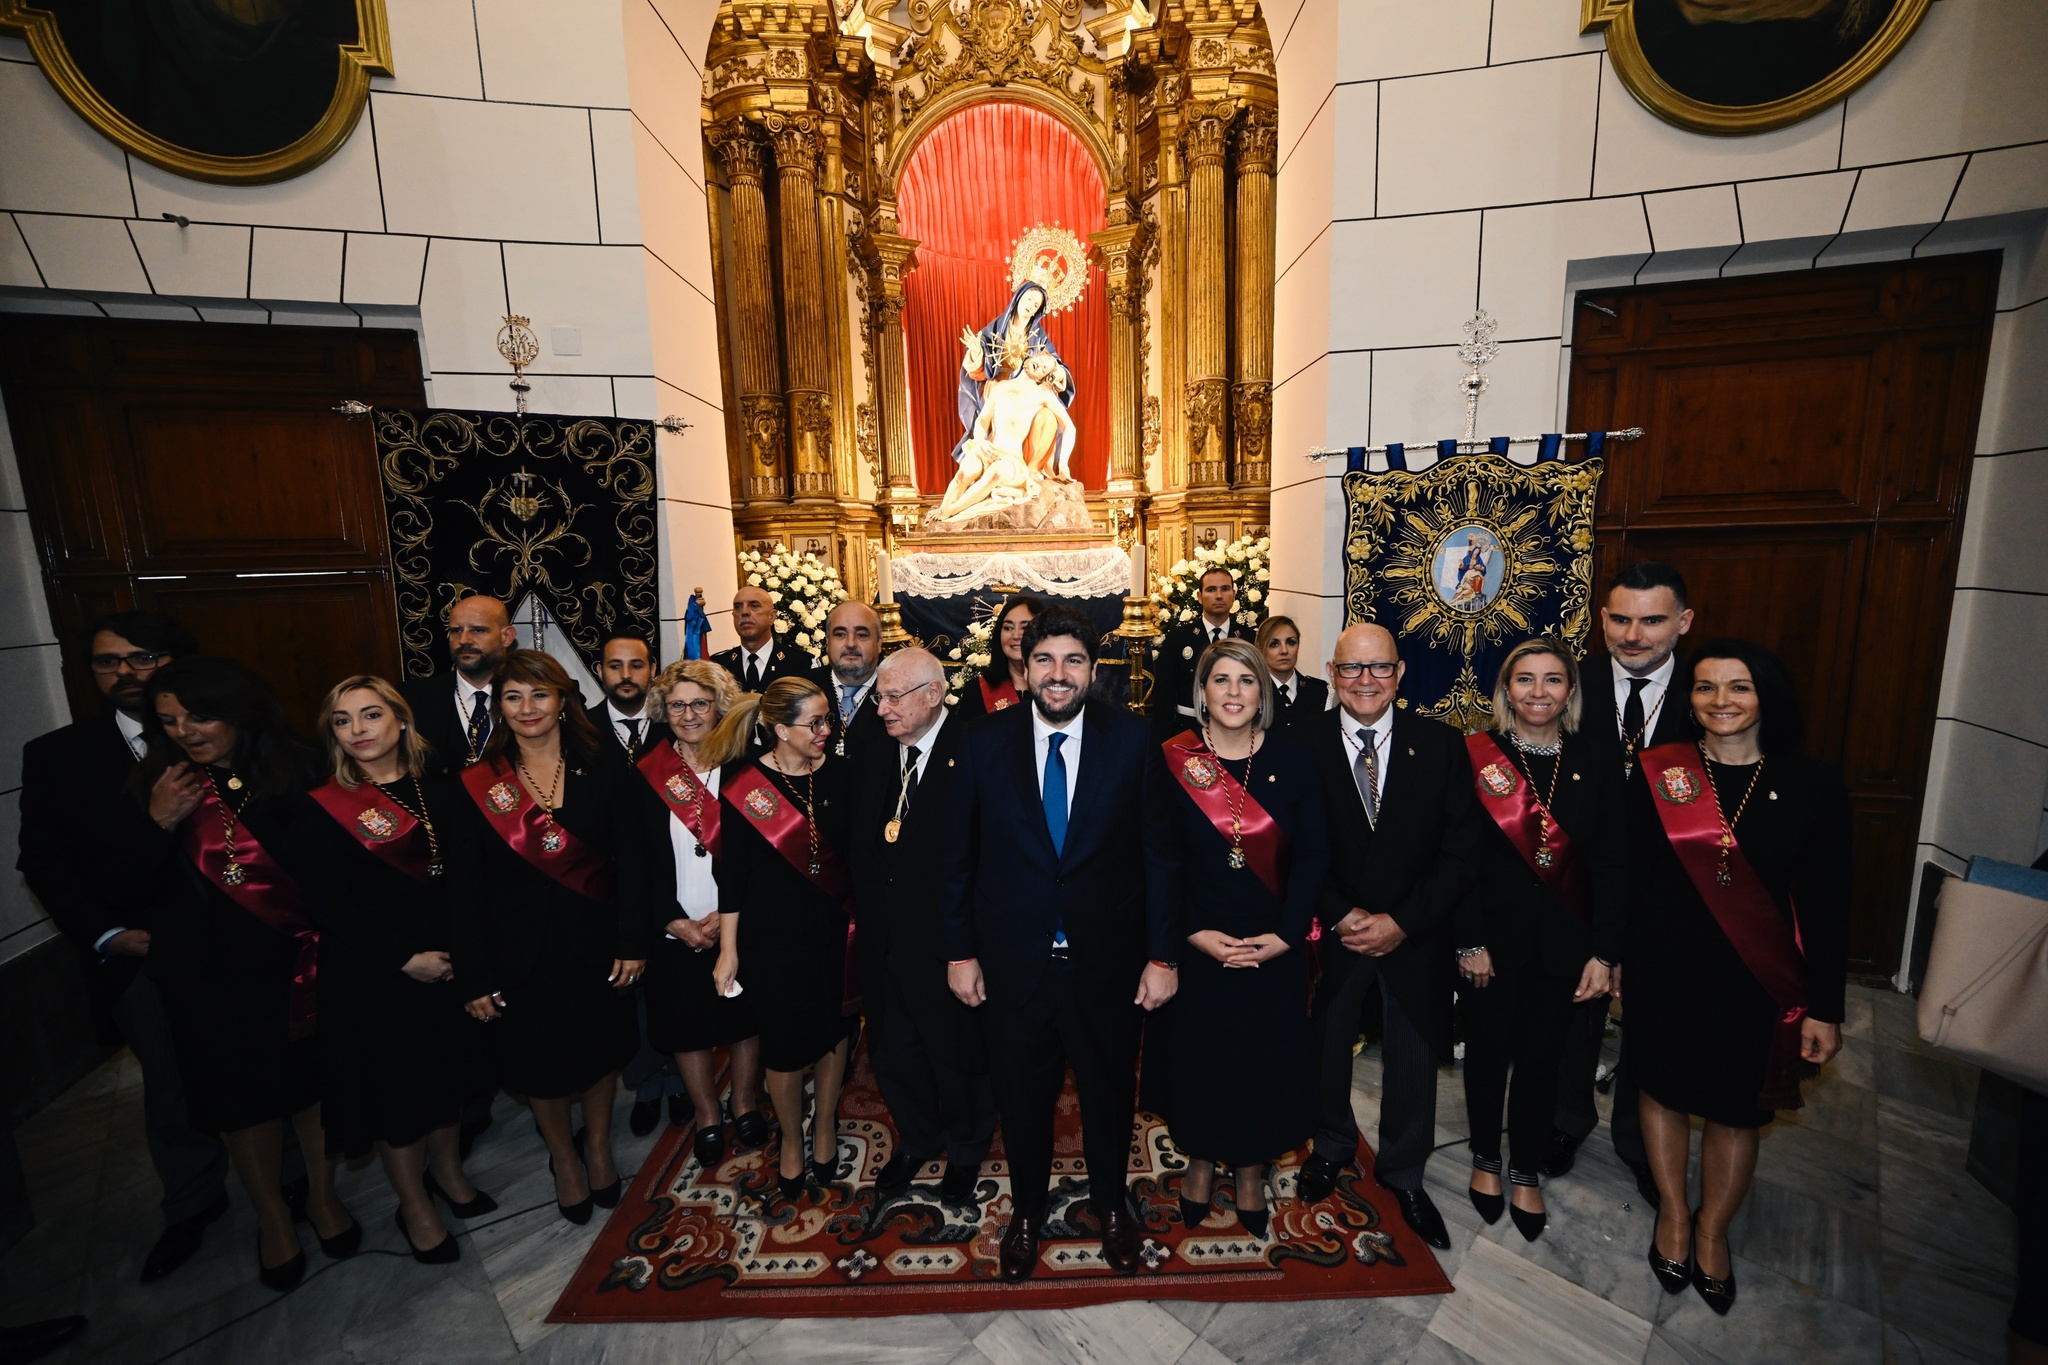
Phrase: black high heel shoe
[
  {"left": 1506, "top": 1171, "right": 1546, "bottom": 1242},
  {"left": 1647, "top": 1216, "right": 1692, "bottom": 1294},
  {"left": 1467, "top": 1156, "right": 1504, "bottom": 1226},
  {"left": 394, "top": 1207, "right": 460, "bottom": 1265},
  {"left": 777, "top": 1167, "right": 808, "bottom": 1203},
  {"left": 256, "top": 1234, "right": 306, "bottom": 1292},
  {"left": 570, "top": 1128, "right": 622, "bottom": 1208},
  {"left": 316, "top": 1212, "right": 362, "bottom": 1260},
  {"left": 423, "top": 1170, "right": 498, "bottom": 1219},
  {"left": 1236, "top": 1169, "right": 1276, "bottom": 1240},
  {"left": 1691, "top": 1210, "right": 1736, "bottom": 1314},
  {"left": 1178, "top": 1163, "right": 1213, "bottom": 1228},
  {"left": 547, "top": 1151, "right": 594, "bottom": 1225}
]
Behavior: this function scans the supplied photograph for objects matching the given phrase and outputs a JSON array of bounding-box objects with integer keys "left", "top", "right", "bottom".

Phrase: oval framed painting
[
  {"left": 1584, "top": 0, "right": 1931, "bottom": 136},
  {"left": 0, "top": 0, "right": 392, "bottom": 185}
]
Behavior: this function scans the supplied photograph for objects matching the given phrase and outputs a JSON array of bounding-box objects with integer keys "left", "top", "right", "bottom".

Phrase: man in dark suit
[
  {"left": 591, "top": 635, "right": 670, "bottom": 769},
  {"left": 852, "top": 647, "right": 995, "bottom": 1209},
  {"left": 1298, "top": 622, "right": 1482, "bottom": 1251},
  {"left": 1258, "top": 614, "right": 1329, "bottom": 741},
  {"left": 810, "top": 601, "right": 887, "bottom": 762},
  {"left": 18, "top": 610, "right": 229, "bottom": 1283},
  {"left": 710, "top": 583, "right": 811, "bottom": 693},
  {"left": 941, "top": 604, "right": 1180, "bottom": 1281},
  {"left": 1150, "top": 565, "right": 1254, "bottom": 741},
  {"left": 1546, "top": 562, "right": 1695, "bottom": 1203},
  {"left": 399, "top": 593, "right": 516, "bottom": 773}
]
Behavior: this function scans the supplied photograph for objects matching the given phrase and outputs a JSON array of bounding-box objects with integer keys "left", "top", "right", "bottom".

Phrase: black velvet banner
[{"left": 373, "top": 409, "right": 659, "bottom": 679}]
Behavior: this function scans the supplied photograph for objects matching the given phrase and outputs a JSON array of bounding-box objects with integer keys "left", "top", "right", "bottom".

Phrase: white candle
[
  {"left": 879, "top": 551, "right": 895, "bottom": 605},
  {"left": 1130, "top": 544, "right": 1147, "bottom": 599}
]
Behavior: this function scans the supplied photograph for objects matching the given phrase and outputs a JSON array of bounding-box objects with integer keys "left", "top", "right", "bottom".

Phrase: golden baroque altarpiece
[{"left": 701, "top": 0, "right": 1281, "bottom": 596}]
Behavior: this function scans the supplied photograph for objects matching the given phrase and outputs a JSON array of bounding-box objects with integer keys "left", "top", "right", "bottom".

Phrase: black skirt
[
  {"left": 646, "top": 927, "right": 759, "bottom": 1054},
  {"left": 318, "top": 961, "right": 491, "bottom": 1151}
]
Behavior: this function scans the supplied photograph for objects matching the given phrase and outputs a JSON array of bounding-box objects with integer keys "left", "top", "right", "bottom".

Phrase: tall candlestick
[{"left": 1130, "top": 544, "right": 1147, "bottom": 599}]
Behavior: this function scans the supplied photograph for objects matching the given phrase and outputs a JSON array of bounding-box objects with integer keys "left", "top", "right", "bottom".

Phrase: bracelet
[
  {"left": 1455, "top": 946, "right": 1487, "bottom": 960},
  {"left": 947, "top": 959, "right": 976, "bottom": 967},
  {"left": 1149, "top": 959, "right": 1178, "bottom": 971}
]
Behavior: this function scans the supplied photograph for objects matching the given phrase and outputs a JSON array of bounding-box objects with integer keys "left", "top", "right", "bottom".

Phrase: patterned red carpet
[{"left": 549, "top": 1046, "right": 1452, "bottom": 1321}]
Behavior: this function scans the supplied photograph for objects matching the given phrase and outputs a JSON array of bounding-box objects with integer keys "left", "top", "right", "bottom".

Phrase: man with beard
[
  {"left": 18, "top": 610, "right": 229, "bottom": 1283},
  {"left": 1545, "top": 562, "right": 1695, "bottom": 1204},
  {"left": 401, "top": 594, "right": 517, "bottom": 773},
  {"left": 941, "top": 604, "right": 1180, "bottom": 1281},
  {"left": 711, "top": 584, "right": 811, "bottom": 693},
  {"left": 592, "top": 635, "right": 668, "bottom": 766},
  {"left": 810, "top": 601, "right": 887, "bottom": 762}
]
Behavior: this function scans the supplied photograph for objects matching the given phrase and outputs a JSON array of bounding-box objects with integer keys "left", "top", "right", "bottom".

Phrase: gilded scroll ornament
[{"left": 1232, "top": 382, "right": 1271, "bottom": 460}]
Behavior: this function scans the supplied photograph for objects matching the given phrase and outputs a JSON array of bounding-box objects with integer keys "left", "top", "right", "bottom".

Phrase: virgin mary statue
[{"left": 952, "top": 280, "right": 1077, "bottom": 473}]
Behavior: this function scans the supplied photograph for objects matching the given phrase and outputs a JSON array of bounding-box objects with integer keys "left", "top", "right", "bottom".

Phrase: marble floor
[{"left": 0, "top": 985, "right": 2018, "bottom": 1365}]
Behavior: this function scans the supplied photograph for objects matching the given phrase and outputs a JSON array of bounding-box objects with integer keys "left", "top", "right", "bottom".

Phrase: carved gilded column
[
  {"left": 1180, "top": 99, "right": 1234, "bottom": 489},
  {"left": 1092, "top": 219, "right": 1146, "bottom": 492},
  {"left": 868, "top": 228, "right": 921, "bottom": 503},
  {"left": 766, "top": 112, "right": 835, "bottom": 500},
  {"left": 712, "top": 118, "right": 786, "bottom": 502},
  {"left": 1232, "top": 103, "right": 1277, "bottom": 489}
]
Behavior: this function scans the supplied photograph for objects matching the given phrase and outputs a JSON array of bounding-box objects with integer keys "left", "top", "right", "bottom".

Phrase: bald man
[
  {"left": 850, "top": 649, "right": 996, "bottom": 1208},
  {"left": 711, "top": 584, "right": 811, "bottom": 693},
  {"left": 810, "top": 600, "right": 889, "bottom": 762},
  {"left": 1294, "top": 623, "right": 1483, "bottom": 1251},
  {"left": 401, "top": 593, "right": 518, "bottom": 773}
]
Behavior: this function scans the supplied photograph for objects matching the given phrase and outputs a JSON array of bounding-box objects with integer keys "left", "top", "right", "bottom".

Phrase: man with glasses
[
  {"left": 1296, "top": 623, "right": 1482, "bottom": 1252},
  {"left": 18, "top": 610, "right": 229, "bottom": 1283},
  {"left": 850, "top": 648, "right": 995, "bottom": 1210},
  {"left": 400, "top": 594, "right": 518, "bottom": 774}
]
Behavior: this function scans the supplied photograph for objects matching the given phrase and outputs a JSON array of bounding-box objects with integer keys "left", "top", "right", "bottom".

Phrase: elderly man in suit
[
  {"left": 941, "top": 604, "right": 1180, "bottom": 1282},
  {"left": 400, "top": 594, "right": 517, "bottom": 773},
  {"left": 710, "top": 584, "right": 810, "bottom": 693},
  {"left": 1298, "top": 622, "right": 1482, "bottom": 1251},
  {"left": 852, "top": 647, "right": 995, "bottom": 1209}
]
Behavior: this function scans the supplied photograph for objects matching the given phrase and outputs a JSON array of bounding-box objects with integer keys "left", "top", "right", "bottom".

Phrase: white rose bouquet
[
  {"left": 1150, "top": 534, "right": 1272, "bottom": 629},
  {"left": 943, "top": 612, "right": 998, "bottom": 706},
  {"left": 735, "top": 543, "right": 848, "bottom": 663}
]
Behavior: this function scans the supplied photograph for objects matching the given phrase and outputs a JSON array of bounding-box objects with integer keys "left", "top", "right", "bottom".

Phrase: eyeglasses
[
  {"left": 790, "top": 717, "right": 834, "bottom": 733},
  {"left": 876, "top": 680, "right": 938, "bottom": 706},
  {"left": 664, "top": 698, "right": 716, "bottom": 715},
  {"left": 90, "top": 651, "right": 166, "bottom": 674},
  {"left": 1332, "top": 661, "right": 1399, "bottom": 679}
]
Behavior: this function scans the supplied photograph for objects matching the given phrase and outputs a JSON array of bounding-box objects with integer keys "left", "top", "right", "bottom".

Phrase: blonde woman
[{"left": 275, "top": 676, "right": 495, "bottom": 1264}]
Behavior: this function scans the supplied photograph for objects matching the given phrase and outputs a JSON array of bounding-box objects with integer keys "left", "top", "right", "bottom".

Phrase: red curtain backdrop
[{"left": 896, "top": 102, "right": 1109, "bottom": 493}]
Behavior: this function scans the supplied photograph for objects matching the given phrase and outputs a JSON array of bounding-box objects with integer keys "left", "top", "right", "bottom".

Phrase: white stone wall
[
  {"left": 1269, "top": 0, "right": 2048, "bottom": 979},
  {"left": 0, "top": 0, "right": 736, "bottom": 963}
]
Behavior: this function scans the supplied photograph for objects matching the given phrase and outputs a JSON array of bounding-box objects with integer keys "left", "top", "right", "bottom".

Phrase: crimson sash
[
  {"left": 459, "top": 761, "right": 617, "bottom": 902},
  {"left": 180, "top": 786, "right": 319, "bottom": 1035},
  {"left": 721, "top": 763, "right": 850, "bottom": 902},
  {"left": 977, "top": 674, "right": 1021, "bottom": 714},
  {"left": 1162, "top": 730, "right": 1287, "bottom": 899},
  {"left": 1465, "top": 731, "right": 1591, "bottom": 924},
  {"left": 637, "top": 744, "right": 722, "bottom": 858},
  {"left": 308, "top": 779, "right": 436, "bottom": 881},
  {"left": 1641, "top": 741, "right": 1810, "bottom": 1110}
]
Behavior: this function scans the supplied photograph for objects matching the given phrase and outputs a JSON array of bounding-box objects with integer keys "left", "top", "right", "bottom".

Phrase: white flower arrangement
[
  {"left": 943, "top": 613, "right": 998, "bottom": 706},
  {"left": 1150, "top": 534, "right": 1273, "bottom": 630},
  {"left": 736, "top": 543, "right": 847, "bottom": 660}
]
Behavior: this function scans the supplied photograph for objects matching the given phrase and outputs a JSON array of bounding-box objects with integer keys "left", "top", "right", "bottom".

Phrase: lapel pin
[
  {"left": 1571, "top": 772, "right": 1581, "bottom": 781},
  {"left": 1407, "top": 747, "right": 1415, "bottom": 756}
]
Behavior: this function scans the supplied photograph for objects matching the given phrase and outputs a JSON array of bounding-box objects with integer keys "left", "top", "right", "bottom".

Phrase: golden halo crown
[{"left": 1007, "top": 224, "right": 1090, "bottom": 316}]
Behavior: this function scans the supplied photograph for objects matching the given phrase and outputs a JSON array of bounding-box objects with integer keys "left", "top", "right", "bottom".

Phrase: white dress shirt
[
  {"left": 115, "top": 709, "right": 147, "bottom": 761},
  {"left": 739, "top": 641, "right": 774, "bottom": 678},
  {"left": 898, "top": 707, "right": 947, "bottom": 786},
  {"left": 1274, "top": 674, "right": 1296, "bottom": 706},
  {"left": 666, "top": 765, "right": 721, "bottom": 924},
  {"left": 604, "top": 700, "right": 650, "bottom": 752},
  {"left": 1337, "top": 706, "right": 1394, "bottom": 808},
  {"left": 454, "top": 672, "right": 492, "bottom": 745},
  {"left": 1614, "top": 653, "right": 1677, "bottom": 740},
  {"left": 1031, "top": 707, "right": 1084, "bottom": 817}
]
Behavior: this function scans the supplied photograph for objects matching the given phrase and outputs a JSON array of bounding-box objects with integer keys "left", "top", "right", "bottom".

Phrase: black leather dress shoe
[
  {"left": 141, "top": 1191, "right": 229, "bottom": 1283},
  {"left": 1691, "top": 1261, "right": 1736, "bottom": 1315},
  {"left": 998, "top": 1214, "right": 1040, "bottom": 1282},
  {"left": 627, "top": 1098, "right": 660, "bottom": 1138},
  {"left": 1098, "top": 1200, "right": 1142, "bottom": 1275},
  {"left": 1391, "top": 1188, "right": 1451, "bottom": 1250},
  {"left": 1295, "top": 1154, "right": 1344, "bottom": 1204},
  {"left": 732, "top": 1110, "right": 771, "bottom": 1151},
  {"left": 667, "top": 1094, "right": 690, "bottom": 1128},
  {"left": 1540, "top": 1129, "right": 1581, "bottom": 1179},
  {"left": 692, "top": 1126, "right": 727, "bottom": 1170},
  {"left": 1626, "top": 1159, "right": 1662, "bottom": 1210},
  {"left": 874, "top": 1153, "right": 919, "bottom": 1199},
  {"left": 938, "top": 1163, "right": 980, "bottom": 1207},
  {"left": 0, "top": 1314, "right": 86, "bottom": 1362}
]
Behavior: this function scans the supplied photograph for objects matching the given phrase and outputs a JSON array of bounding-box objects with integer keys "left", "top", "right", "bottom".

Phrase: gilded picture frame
[
  {"left": 1582, "top": 0, "right": 1930, "bottom": 136},
  {"left": 0, "top": 0, "right": 392, "bottom": 185}
]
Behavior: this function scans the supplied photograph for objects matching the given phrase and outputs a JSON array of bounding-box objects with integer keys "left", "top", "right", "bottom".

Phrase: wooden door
[
  {"left": 1568, "top": 254, "right": 1999, "bottom": 979},
  {"left": 0, "top": 316, "right": 423, "bottom": 733}
]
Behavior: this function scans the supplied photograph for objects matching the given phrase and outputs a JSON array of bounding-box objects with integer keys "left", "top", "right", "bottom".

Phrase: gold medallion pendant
[
  {"left": 884, "top": 818, "right": 901, "bottom": 844},
  {"left": 1227, "top": 847, "right": 1246, "bottom": 871},
  {"left": 221, "top": 860, "right": 247, "bottom": 888},
  {"left": 226, "top": 775, "right": 244, "bottom": 791},
  {"left": 808, "top": 861, "right": 823, "bottom": 877},
  {"left": 541, "top": 828, "right": 564, "bottom": 854}
]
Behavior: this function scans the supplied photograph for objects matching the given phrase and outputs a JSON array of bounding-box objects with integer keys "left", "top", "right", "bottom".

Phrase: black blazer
[
  {"left": 591, "top": 708, "right": 670, "bottom": 769},
  {"left": 940, "top": 701, "right": 1181, "bottom": 1005},
  {"left": 810, "top": 666, "right": 889, "bottom": 764},
  {"left": 1306, "top": 705, "right": 1484, "bottom": 1053},
  {"left": 399, "top": 674, "right": 482, "bottom": 776},
  {"left": 850, "top": 709, "right": 967, "bottom": 978},
  {"left": 1269, "top": 675, "right": 1329, "bottom": 744},
  {"left": 1578, "top": 655, "right": 1692, "bottom": 776},
  {"left": 1453, "top": 730, "right": 1627, "bottom": 977},
  {"left": 17, "top": 714, "right": 157, "bottom": 1005},
  {"left": 711, "top": 640, "right": 813, "bottom": 694},
  {"left": 1150, "top": 618, "right": 1257, "bottom": 741}
]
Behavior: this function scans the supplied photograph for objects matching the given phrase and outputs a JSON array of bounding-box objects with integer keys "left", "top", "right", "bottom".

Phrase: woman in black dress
[
  {"left": 1256, "top": 615, "right": 1328, "bottom": 741},
  {"left": 1153, "top": 639, "right": 1327, "bottom": 1238},
  {"left": 637, "top": 659, "right": 767, "bottom": 1169},
  {"left": 1454, "top": 638, "right": 1623, "bottom": 1242},
  {"left": 1627, "top": 639, "right": 1849, "bottom": 1314},
  {"left": 132, "top": 656, "right": 356, "bottom": 1291},
  {"left": 950, "top": 594, "right": 1041, "bottom": 722},
  {"left": 448, "top": 650, "right": 651, "bottom": 1225},
  {"left": 709, "top": 676, "right": 856, "bottom": 1203},
  {"left": 273, "top": 676, "right": 495, "bottom": 1264}
]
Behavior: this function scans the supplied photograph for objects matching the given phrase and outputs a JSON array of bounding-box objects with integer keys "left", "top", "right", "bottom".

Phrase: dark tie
[
  {"left": 466, "top": 690, "right": 490, "bottom": 756},
  {"left": 1042, "top": 733, "right": 1069, "bottom": 856},
  {"left": 745, "top": 652, "right": 761, "bottom": 691},
  {"left": 1353, "top": 726, "right": 1379, "bottom": 828},
  {"left": 1622, "top": 677, "right": 1648, "bottom": 745},
  {"left": 902, "top": 744, "right": 921, "bottom": 807},
  {"left": 625, "top": 718, "right": 642, "bottom": 753},
  {"left": 1210, "top": 626, "right": 1222, "bottom": 643}
]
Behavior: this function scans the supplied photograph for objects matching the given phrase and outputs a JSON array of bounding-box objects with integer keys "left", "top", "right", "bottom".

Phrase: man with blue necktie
[
  {"left": 809, "top": 601, "right": 888, "bottom": 762},
  {"left": 941, "top": 604, "right": 1181, "bottom": 1282}
]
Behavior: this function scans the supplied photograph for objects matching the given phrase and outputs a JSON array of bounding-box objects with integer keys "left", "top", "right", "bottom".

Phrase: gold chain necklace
[
  {"left": 215, "top": 775, "right": 255, "bottom": 887},
  {"left": 373, "top": 777, "right": 445, "bottom": 877},
  {"left": 765, "top": 753, "right": 822, "bottom": 876},
  {"left": 516, "top": 754, "right": 567, "bottom": 853},
  {"left": 1700, "top": 741, "right": 1766, "bottom": 887},
  {"left": 1514, "top": 735, "right": 1566, "bottom": 868},
  {"left": 1201, "top": 725, "right": 1260, "bottom": 871}
]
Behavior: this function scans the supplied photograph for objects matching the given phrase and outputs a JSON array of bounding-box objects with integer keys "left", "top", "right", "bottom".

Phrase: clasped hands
[
  {"left": 1333, "top": 908, "right": 1406, "bottom": 957},
  {"left": 1189, "top": 929, "right": 1288, "bottom": 969},
  {"left": 666, "top": 915, "right": 721, "bottom": 952},
  {"left": 465, "top": 957, "right": 645, "bottom": 1021}
]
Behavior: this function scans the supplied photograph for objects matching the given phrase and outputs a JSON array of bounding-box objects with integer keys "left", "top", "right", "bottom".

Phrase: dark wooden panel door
[
  {"left": 1569, "top": 253, "right": 1999, "bottom": 979},
  {"left": 0, "top": 316, "right": 424, "bottom": 734}
]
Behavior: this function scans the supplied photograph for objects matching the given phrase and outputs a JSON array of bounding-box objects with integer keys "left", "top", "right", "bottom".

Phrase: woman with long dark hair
[
  {"left": 446, "top": 650, "right": 651, "bottom": 1225},
  {"left": 1627, "top": 638, "right": 1850, "bottom": 1314},
  {"left": 272, "top": 676, "right": 495, "bottom": 1264},
  {"left": 129, "top": 656, "right": 353, "bottom": 1291},
  {"left": 709, "top": 676, "right": 856, "bottom": 1204},
  {"left": 951, "top": 595, "right": 1042, "bottom": 723}
]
